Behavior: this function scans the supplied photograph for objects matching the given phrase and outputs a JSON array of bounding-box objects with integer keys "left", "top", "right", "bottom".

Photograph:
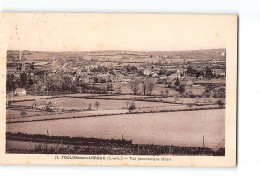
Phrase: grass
[
  {"left": 6, "top": 109, "right": 49, "bottom": 119},
  {"left": 6, "top": 132, "right": 225, "bottom": 156},
  {"left": 10, "top": 97, "right": 168, "bottom": 111}
]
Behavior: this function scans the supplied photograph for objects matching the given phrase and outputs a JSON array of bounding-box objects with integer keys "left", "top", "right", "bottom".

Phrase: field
[
  {"left": 50, "top": 98, "right": 166, "bottom": 110},
  {"left": 6, "top": 133, "right": 224, "bottom": 156},
  {"left": 6, "top": 109, "right": 49, "bottom": 119},
  {"left": 20, "top": 49, "right": 226, "bottom": 63},
  {"left": 10, "top": 97, "right": 170, "bottom": 110},
  {"left": 7, "top": 109, "right": 225, "bottom": 149},
  {"left": 7, "top": 92, "right": 223, "bottom": 123}
]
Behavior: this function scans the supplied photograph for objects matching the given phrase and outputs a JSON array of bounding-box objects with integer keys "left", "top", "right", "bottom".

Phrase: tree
[
  {"left": 142, "top": 80, "right": 147, "bottom": 95},
  {"left": 217, "top": 99, "right": 225, "bottom": 108},
  {"left": 116, "top": 86, "right": 122, "bottom": 94},
  {"left": 95, "top": 101, "right": 100, "bottom": 110},
  {"left": 160, "top": 90, "right": 169, "bottom": 98},
  {"left": 28, "top": 77, "right": 34, "bottom": 88},
  {"left": 46, "top": 101, "right": 56, "bottom": 112},
  {"left": 187, "top": 91, "right": 195, "bottom": 98},
  {"left": 20, "top": 72, "right": 28, "bottom": 88},
  {"left": 35, "top": 80, "right": 43, "bottom": 91},
  {"left": 165, "top": 90, "right": 169, "bottom": 97},
  {"left": 61, "top": 74, "right": 73, "bottom": 91},
  {"left": 142, "top": 78, "right": 154, "bottom": 95},
  {"left": 87, "top": 103, "right": 92, "bottom": 110},
  {"left": 187, "top": 103, "right": 193, "bottom": 109},
  {"left": 21, "top": 109, "right": 27, "bottom": 117},
  {"left": 160, "top": 90, "right": 164, "bottom": 97},
  {"left": 48, "top": 73, "right": 63, "bottom": 91},
  {"left": 174, "top": 95, "right": 179, "bottom": 101},
  {"left": 158, "top": 59, "right": 162, "bottom": 66},
  {"left": 6, "top": 74, "right": 17, "bottom": 91},
  {"left": 213, "top": 87, "right": 225, "bottom": 98},
  {"left": 174, "top": 77, "right": 180, "bottom": 86},
  {"left": 205, "top": 67, "right": 213, "bottom": 78},
  {"left": 107, "top": 82, "right": 113, "bottom": 91},
  {"left": 130, "top": 79, "right": 140, "bottom": 95},
  {"left": 128, "top": 101, "right": 136, "bottom": 113},
  {"left": 178, "top": 84, "right": 186, "bottom": 94},
  {"left": 147, "top": 81, "right": 154, "bottom": 95},
  {"left": 158, "top": 67, "right": 167, "bottom": 75},
  {"left": 126, "top": 101, "right": 129, "bottom": 108},
  {"left": 30, "top": 63, "right": 34, "bottom": 71}
]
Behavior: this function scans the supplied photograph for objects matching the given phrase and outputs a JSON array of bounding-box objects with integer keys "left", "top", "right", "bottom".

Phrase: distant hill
[{"left": 7, "top": 49, "right": 226, "bottom": 63}]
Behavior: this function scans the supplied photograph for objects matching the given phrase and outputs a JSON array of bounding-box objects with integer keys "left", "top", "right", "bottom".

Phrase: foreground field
[
  {"left": 7, "top": 109, "right": 225, "bottom": 149},
  {"left": 6, "top": 132, "right": 224, "bottom": 156}
]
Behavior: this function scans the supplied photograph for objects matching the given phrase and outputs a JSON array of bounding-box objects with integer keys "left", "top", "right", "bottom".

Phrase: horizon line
[{"left": 7, "top": 48, "right": 226, "bottom": 53}]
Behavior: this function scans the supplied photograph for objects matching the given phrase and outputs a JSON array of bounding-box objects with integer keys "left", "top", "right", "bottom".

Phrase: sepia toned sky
[{"left": 1, "top": 13, "right": 237, "bottom": 51}]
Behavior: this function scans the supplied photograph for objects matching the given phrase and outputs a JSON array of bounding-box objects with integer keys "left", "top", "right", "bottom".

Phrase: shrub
[
  {"left": 87, "top": 103, "right": 92, "bottom": 110},
  {"left": 217, "top": 99, "right": 225, "bottom": 108},
  {"left": 95, "top": 101, "right": 100, "bottom": 110},
  {"left": 128, "top": 101, "right": 136, "bottom": 113},
  {"left": 20, "top": 110, "right": 27, "bottom": 117}
]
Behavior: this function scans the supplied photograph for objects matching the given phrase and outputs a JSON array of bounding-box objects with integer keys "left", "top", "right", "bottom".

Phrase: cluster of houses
[
  {"left": 7, "top": 50, "right": 226, "bottom": 96},
  {"left": 31, "top": 99, "right": 60, "bottom": 112}
]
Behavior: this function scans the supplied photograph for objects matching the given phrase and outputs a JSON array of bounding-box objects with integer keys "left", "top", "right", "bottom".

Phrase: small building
[
  {"left": 31, "top": 99, "right": 47, "bottom": 110},
  {"left": 122, "top": 78, "right": 131, "bottom": 84},
  {"left": 46, "top": 101, "right": 60, "bottom": 112},
  {"left": 212, "top": 68, "right": 226, "bottom": 77},
  {"left": 143, "top": 68, "right": 152, "bottom": 76},
  {"left": 177, "top": 68, "right": 187, "bottom": 79},
  {"left": 152, "top": 73, "right": 159, "bottom": 78},
  {"left": 14, "top": 88, "right": 26, "bottom": 96},
  {"left": 77, "top": 87, "right": 83, "bottom": 93}
]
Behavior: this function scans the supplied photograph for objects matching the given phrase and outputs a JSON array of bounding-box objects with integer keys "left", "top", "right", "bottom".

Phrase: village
[
  {"left": 6, "top": 49, "right": 226, "bottom": 155},
  {"left": 6, "top": 50, "right": 226, "bottom": 122}
]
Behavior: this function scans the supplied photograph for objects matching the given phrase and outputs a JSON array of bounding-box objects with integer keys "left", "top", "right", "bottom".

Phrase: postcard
[{"left": 0, "top": 13, "right": 237, "bottom": 167}]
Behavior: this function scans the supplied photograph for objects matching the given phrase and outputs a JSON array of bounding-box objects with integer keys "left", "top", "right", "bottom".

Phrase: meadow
[{"left": 7, "top": 109, "right": 225, "bottom": 149}]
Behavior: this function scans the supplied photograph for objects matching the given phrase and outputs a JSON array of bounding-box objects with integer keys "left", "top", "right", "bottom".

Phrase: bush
[
  {"left": 87, "top": 103, "right": 92, "bottom": 110},
  {"left": 178, "top": 84, "right": 186, "bottom": 94},
  {"left": 128, "top": 101, "right": 136, "bottom": 113},
  {"left": 95, "top": 101, "right": 100, "bottom": 110},
  {"left": 217, "top": 99, "right": 225, "bottom": 108},
  {"left": 20, "top": 110, "right": 27, "bottom": 117}
]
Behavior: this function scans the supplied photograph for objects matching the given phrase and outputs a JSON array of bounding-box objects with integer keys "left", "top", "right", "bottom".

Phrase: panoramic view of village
[{"left": 6, "top": 49, "right": 226, "bottom": 156}]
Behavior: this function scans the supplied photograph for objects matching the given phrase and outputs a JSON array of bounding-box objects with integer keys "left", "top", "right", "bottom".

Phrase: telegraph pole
[{"left": 203, "top": 135, "right": 205, "bottom": 148}]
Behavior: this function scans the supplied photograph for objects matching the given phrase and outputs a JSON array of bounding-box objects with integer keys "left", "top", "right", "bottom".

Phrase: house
[
  {"left": 121, "top": 78, "right": 131, "bottom": 84},
  {"left": 143, "top": 68, "right": 152, "bottom": 76},
  {"left": 160, "top": 76, "right": 168, "bottom": 80},
  {"left": 212, "top": 68, "right": 226, "bottom": 77},
  {"left": 185, "top": 80, "right": 194, "bottom": 87},
  {"left": 14, "top": 88, "right": 26, "bottom": 96},
  {"left": 152, "top": 73, "right": 159, "bottom": 78},
  {"left": 77, "top": 87, "right": 83, "bottom": 93},
  {"left": 177, "top": 68, "right": 187, "bottom": 79},
  {"left": 72, "top": 76, "right": 77, "bottom": 81},
  {"left": 46, "top": 101, "right": 60, "bottom": 112},
  {"left": 31, "top": 99, "right": 47, "bottom": 110}
]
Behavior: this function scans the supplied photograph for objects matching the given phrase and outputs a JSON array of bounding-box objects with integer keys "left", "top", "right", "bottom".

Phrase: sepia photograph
[
  {"left": 6, "top": 49, "right": 226, "bottom": 156},
  {"left": 0, "top": 13, "right": 237, "bottom": 167}
]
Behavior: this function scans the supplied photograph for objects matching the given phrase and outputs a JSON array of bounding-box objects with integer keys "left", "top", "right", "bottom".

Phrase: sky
[{"left": 1, "top": 13, "right": 237, "bottom": 51}]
